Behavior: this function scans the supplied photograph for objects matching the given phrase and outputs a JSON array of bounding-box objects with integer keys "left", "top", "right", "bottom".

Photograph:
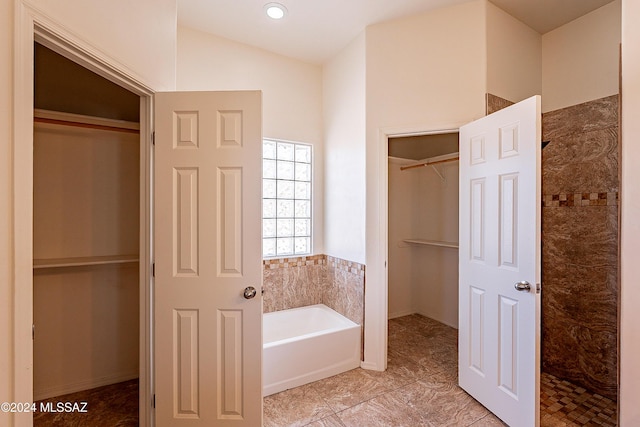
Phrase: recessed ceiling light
[{"left": 265, "top": 2, "right": 287, "bottom": 20}]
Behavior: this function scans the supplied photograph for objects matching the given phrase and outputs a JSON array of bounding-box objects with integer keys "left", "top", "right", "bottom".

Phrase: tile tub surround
[
  {"left": 325, "top": 256, "right": 365, "bottom": 328},
  {"left": 541, "top": 95, "right": 619, "bottom": 401},
  {"left": 262, "top": 255, "right": 365, "bottom": 327},
  {"left": 263, "top": 255, "right": 327, "bottom": 314}
]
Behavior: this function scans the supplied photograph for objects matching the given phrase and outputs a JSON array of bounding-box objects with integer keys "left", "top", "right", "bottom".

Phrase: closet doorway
[
  {"left": 386, "top": 122, "right": 619, "bottom": 426},
  {"left": 32, "top": 43, "right": 141, "bottom": 425},
  {"left": 387, "top": 132, "right": 460, "bottom": 326}
]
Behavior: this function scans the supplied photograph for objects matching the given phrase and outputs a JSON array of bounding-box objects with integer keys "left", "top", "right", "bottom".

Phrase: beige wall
[
  {"left": 486, "top": 1, "right": 542, "bottom": 104},
  {"left": 387, "top": 158, "right": 415, "bottom": 318},
  {"left": 2, "top": 0, "right": 637, "bottom": 421},
  {"left": 32, "top": 121, "right": 140, "bottom": 400},
  {"left": 365, "top": 0, "right": 487, "bottom": 131},
  {"left": 34, "top": 265, "right": 139, "bottom": 400},
  {"left": 0, "top": 0, "right": 13, "bottom": 419},
  {"left": 1, "top": 0, "right": 177, "bottom": 424},
  {"left": 322, "top": 34, "right": 367, "bottom": 264},
  {"left": 620, "top": 0, "right": 640, "bottom": 423},
  {"left": 542, "top": 0, "right": 621, "bottom": 113},
  {"left": 177, "top": 26, "right": 325, "bottom": 254},
  {"left": 411, "top": 161, "right": 459, "bottom": 327},
  {"left": 364, "top": 0, "right": 487, "bottom": 368},
  {"left": 25, "top": 0, "right": 177, "bottom": 90},
  {"left": 177, "top": 26, "right": 323, "bottom": 147},
  {"left": 388, "top": 156, "right": 459, "bottom": 326}
]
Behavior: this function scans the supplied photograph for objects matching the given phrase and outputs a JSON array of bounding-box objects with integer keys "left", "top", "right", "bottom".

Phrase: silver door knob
[
  {"left": 243, "top": 286, "right": 257, "bottom": 299},
  {"left": 514, "top": 281, "right": 531, "bottom": 292}
]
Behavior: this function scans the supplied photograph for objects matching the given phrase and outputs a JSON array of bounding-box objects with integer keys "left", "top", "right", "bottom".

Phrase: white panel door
[
  {"left": 154, "top": 91, "right": 262, "bottom": 426},
  {"left": 459, "top": 95, "right": 541, "bottom": 427}
]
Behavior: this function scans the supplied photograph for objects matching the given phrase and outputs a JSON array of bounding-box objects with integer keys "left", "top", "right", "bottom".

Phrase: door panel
[
  {"left": 175, "top": 309, "right": 199, "bottom": 417},
  {"left": 175, "top": 167, "right": 199, "bottom": 276},
  {"left": 459, "top": 95, "right": 541, "bottom": 427},
  {"left": 155, "top": 91, "right": 262, "bottom": 426}
]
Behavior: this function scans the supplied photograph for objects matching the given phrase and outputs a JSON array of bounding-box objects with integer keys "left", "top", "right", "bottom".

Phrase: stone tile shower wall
[
  {"left": 486, "top": 93, "right": 514, "bottom": 115},
  {"left": 487, "top": 93, "right": 619, "bottom": 400},
  {"left": 262, "top": 255, "right": 365, "bottom": 327},
  {"left": 541, "top": 95, "right": 619, "bottom": 400}
]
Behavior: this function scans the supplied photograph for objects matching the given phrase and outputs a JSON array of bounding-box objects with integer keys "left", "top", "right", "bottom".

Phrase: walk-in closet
[
  {"left": 387, "top": 132, "right": 459, "bottom": 326},
  {"left": 32, "top": 43, "right": 141, "bottom": 424}
]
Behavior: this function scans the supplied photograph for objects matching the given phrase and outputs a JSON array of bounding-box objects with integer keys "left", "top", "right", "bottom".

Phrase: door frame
[
  {"left": 13, "top": 4, "right": 154, "bottom": 426},
  {"left": 369, "top": 121, "right": 465, "bottom": 372}
]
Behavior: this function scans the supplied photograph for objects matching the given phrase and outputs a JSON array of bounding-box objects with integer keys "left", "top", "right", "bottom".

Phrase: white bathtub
[{"left": 263, "top": 304, "right": 361, "bottom": 396}]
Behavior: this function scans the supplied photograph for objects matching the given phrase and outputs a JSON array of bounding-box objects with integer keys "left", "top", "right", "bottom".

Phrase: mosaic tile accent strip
[
  {"left": 263, "top": 254, "right": 325, "bottom": 269},
  {"left": 326, "top": 255, "right": 366, "bottom": 276},
  {"left": 541, "top": 372, "right": 617, "bottom": 427},
  {"left": 263, "top": 255, "right": 365, "bottom": 275},
  {"left": 543, "top": 192, "right": 619, "bottom": 207}
]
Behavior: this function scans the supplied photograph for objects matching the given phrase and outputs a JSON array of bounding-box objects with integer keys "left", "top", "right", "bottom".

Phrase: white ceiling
[{"left": 178, "top": 0, "right": 615, "bottom": 65}]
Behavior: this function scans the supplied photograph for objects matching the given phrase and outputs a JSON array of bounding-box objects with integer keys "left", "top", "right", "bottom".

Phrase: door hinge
[
  {"left": 152, "top": 263, "right": 155, "bottom": 277},
  {"left": 536, "top": 283, "right": 541, "bottom": 294},
  {"left": 153, "top": 394, "right": 156, "bottom": 408},
  {"left": 32, "top": 324, "right": 35, "bottom": 340},
  {"left": 151, "top": 132, "right": 155, "bottom": 145}
]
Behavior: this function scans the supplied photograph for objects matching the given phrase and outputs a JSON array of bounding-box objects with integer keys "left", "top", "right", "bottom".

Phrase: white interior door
[
  {"left": 154, "top": 91, "right": 263, "bottom": 426},
  {"left": 458, "top": 95, "right": 541, "bottom": 427}
]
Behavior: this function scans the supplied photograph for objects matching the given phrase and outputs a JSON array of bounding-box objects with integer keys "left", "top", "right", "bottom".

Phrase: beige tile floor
[
  {"left": 34, "top": 379, "right": 138, "bottom": 426},
  {"left": 32, "top": 313, "right": 617, "bottom": 426},
  {"left": 263, "top": 314, "right": 504, "bottom": 427},
  {"left": 264, "top": 314, "right": 618, "bottom": 427}
]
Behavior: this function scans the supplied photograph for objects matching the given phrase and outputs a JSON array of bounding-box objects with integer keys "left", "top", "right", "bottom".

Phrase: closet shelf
[
  {"left": 402, "top": 239, "right": 459, "bottom": 249},
  {"left": 33, "top": 255, "right": 139, "bottom": 269}
]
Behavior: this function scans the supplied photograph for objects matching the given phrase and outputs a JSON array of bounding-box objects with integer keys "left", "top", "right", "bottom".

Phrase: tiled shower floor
[
  {"left": 264, "top": 314, "right": 618, "bottom": 426},
  {"left": 540, "top": 372, "right": 617, "bottom": 426}
]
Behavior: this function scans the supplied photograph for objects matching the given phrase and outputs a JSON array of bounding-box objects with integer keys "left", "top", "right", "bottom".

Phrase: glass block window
[{"left": 263, "top": 139, "right": 312, "bottom": 258}]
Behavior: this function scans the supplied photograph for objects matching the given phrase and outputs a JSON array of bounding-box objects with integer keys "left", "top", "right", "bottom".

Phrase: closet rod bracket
[{"left": 430, "top": 165, "right": 446, "bottom": 182}]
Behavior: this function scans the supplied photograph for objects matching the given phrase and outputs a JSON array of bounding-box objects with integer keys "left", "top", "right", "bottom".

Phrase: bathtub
[{"left": 263, "top": 304, "right": 361, "bottom": 396}]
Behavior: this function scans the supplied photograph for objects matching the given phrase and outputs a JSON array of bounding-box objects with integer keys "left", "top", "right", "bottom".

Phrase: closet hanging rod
[
  {"left": 34, "top": 116, "right": 140, "bottom": 134},
  {"left": 400, "top": 156, "right": 459, "bottom": 171}
]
